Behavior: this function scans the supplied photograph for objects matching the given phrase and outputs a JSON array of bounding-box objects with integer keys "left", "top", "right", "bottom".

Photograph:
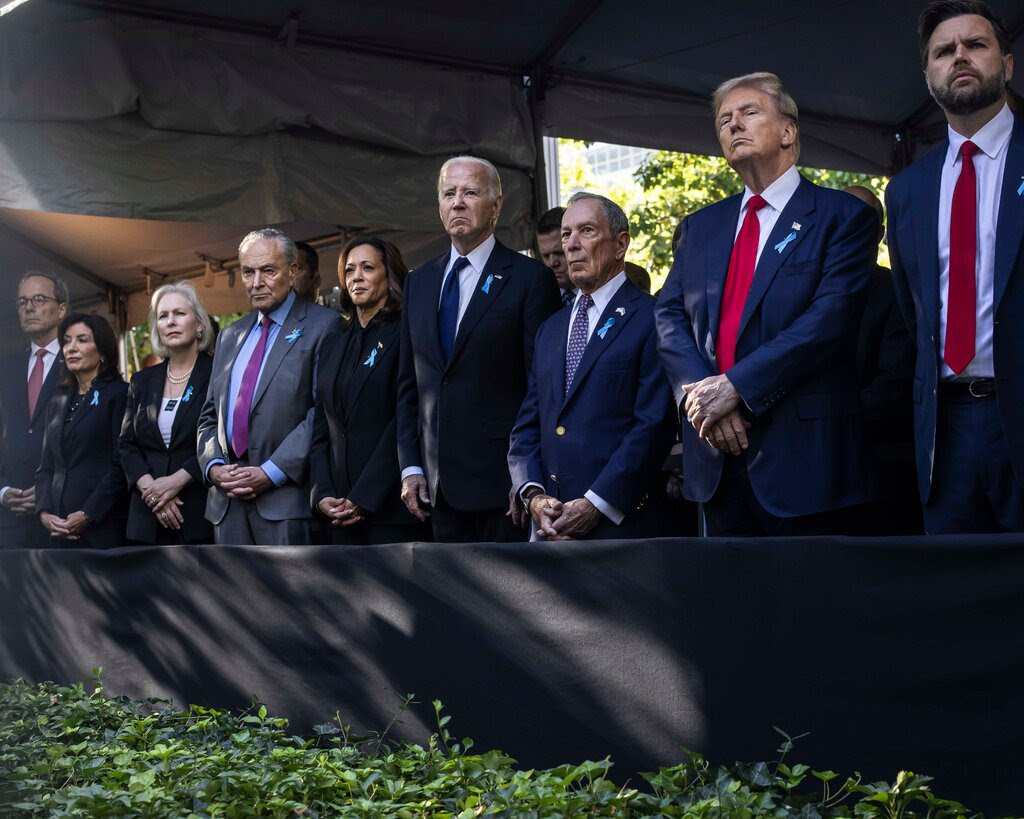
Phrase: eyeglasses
[{"left": 16, "top": 295, "right": 61, "bottom": 309}]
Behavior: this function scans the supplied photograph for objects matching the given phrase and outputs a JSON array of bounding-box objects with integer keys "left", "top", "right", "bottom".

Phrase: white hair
[{"left": 436, "top": 156, "right": 503, "bottom": 199}]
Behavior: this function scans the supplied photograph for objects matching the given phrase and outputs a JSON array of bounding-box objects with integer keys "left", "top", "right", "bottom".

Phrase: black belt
[{"left": 938, "top": 378, "right": 996, "bottom": 398}]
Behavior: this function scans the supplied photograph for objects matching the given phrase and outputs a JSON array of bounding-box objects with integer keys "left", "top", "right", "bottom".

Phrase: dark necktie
[
  {"left": 717, "top": 194, "right": 767, "bottom": 373},
  {"left": 231, "top": 315, "right": 273, "bottom": 459},
  {"left": 439, "top": 256, "right": 469, "bottom": 362},
  {"left": 27, "top": 348, "right": 46, "bottom": 419},
  {"left": 565, "top": 293, "right": 593, "bottom": 395},
  {"left": 945, "top": 140, "right": 978, "bottom": 375},
  {"left": 562, "top": 289, "right": 576, "bottom": 308}
]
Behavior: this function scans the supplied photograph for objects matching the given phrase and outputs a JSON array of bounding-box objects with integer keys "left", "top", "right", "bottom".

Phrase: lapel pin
[
  {"left": 377, "top": 341, "right": 384, "bottom": 349},
  {"left": 363, "top": 349, "right": 378, "bottom": 367},
  {"left": 285, "top": 328, "right": 303, "bottom": 344},
  {"left": 494, "top": 274, "right": 503, "bottom": 280},
  {"left": 775, "top": 231, "right": 798, "bottom": 254},
  {"left": 615, "top": 307, "right": 625, "bottom": 316},
  {"left": 90, "top": 389, "right": 99, "bottom": 406},
  {"left": 791, "top": 222, "right": 801, "bottom": 231},
  {"left": 182, "top": 386, "right": 193, "bottom": 403},
  {"left": 1017, "top": 178, "right": 1024, "bottom": 196},
  {"left": 481, "top": 274, "right": 494, "bottom": 294},
  {"left": 596, "top": 317, "right": 615, "bottom": 339}
]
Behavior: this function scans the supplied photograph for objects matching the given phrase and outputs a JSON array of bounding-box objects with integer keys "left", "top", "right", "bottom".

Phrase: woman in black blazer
[
  {"left": 37, "top": 313, "right": 128, "bottom": 548},
  {"left": 310, "top": 237, "right": 429, "bottom": 545},
  {"left": 119, "top": 282, "right": 215, "bottom": 545}
]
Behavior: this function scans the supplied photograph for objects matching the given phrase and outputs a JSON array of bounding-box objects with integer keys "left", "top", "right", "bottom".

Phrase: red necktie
[
  {"left": 945, "top": 140, "right": 978, "bottom": 375},
  {"left": 717, "top": 194, "right": 767, "bottom": 372},
  {"left": 27, "top": 348, "right": 46, "bottom": 419}
]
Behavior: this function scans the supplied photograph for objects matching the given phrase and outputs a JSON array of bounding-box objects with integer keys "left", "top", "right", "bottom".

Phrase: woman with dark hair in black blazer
[
  {"left": 119, "top": 282, "right": 215, "bottom": 544},
  {"left": 37, "top": 313, "right": 128, "bottom": 547},
  {"left": 310, "top": 237, "right": 429, "bottom": 545}
]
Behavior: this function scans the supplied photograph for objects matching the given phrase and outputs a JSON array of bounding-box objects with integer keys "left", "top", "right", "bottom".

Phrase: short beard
[{"left": 929, "top": 68, "right": 1006, "bottom": 116}]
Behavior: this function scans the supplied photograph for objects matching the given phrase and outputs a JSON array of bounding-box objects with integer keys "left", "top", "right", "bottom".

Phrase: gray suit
[{"left": 198, "top": 294, "right": 340, "bottom": 544}]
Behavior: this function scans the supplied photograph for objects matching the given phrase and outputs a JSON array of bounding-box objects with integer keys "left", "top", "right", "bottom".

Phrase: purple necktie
[
  {"left": 565, "top": 293, "right": 593, "bottom": 395},
  {"left": 231, "top": 315, "right": 273, "bottom": 459}
]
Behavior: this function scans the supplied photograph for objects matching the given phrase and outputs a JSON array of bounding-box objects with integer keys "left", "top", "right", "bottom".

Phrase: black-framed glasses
[{"left": 16, "top": 295, "right": 61, "bottom": 309}]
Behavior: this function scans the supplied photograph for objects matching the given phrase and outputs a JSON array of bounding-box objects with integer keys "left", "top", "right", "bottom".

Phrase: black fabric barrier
[{"left": 2, "top": 537, "right": 1023, "bottom": 814}]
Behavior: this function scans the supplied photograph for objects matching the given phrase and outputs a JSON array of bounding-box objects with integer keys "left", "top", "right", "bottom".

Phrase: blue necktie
[{"left": 439, "top": 256, "right": 469, "bottom": 362}]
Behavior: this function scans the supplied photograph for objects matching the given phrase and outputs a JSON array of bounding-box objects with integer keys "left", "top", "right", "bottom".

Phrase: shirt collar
[
  {"left": 448, "top": 233, "right": 496, "bottom": 275},
  {"left": 30, "top": 338, "right": 60, "bottom": 357},
  {"left": 741, "top": 164, "right": 801, "bottom": 214},
  {"left": 260, "top": 289, "right": 296, "bottom": 328},
  {"left": 946, "top": 103, "right": 1013, "bottom": 164},
  {"left": 575, "top": 270, "right": 627, "bottom": 315}
]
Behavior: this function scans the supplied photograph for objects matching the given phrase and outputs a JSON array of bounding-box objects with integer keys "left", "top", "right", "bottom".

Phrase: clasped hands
[
  {"left": 317, "top": 497, "right": 365, "bottom": 528},
  {"left": 682, "top": 374, "right": 751, "bottom": 456},
  {"left": 526, "top": 495, "right": 601, "bottom": 540},
  {"left": 209, "top": 464, "right": 273, "bottom": 501},
  {"left": 138, "top": 471, "right": 190, "bottom": 529},
  {"left": 40, "top": 510, "right": 89, "bottom": 540},
  {"left": 2, "top": 486, "right": 36, "bottom": 516}
]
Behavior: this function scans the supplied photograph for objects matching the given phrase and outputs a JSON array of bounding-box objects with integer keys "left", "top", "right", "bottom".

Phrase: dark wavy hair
[
  {"left": 918, "top": 0, "right": 1010, "bottom": 66},
  {"left": 337, "top": 237, "right": 408, "bottom": 318},
  {"left": 58, "top": 313, "right": 122, "bottom": 387}
]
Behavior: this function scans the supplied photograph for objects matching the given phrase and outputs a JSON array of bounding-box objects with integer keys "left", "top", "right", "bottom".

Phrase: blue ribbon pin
[
  {"left": 285, "top": 328, "right": 303, "bottom": 344},
  {"left": 481, "top": 274, "right": 494, "bottom": 294},
  {"left": 774, "top": 232, "right": 797, "bottom": 254},
  {"left": 363, "top": 349, "right": 378, "bottom": 367},
  {"left": 1017, "top": 178, "right": 1024, "bottom": 196},
  {"left": 90, "top": 390, "right": 99, "bottom": 406},
  {"left": 596, "top": 317, "right": 615, "bottom": 339},
  {"left": 182, "top": 385, "right": 193, "bottom": 403}
]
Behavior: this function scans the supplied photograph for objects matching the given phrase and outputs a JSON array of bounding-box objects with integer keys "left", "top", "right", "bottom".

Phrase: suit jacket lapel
[
  {"left": 707, "top": 195, "right": 743, "bottom": 341},
  {"left": 737, "top": 178, "right": 815, "bottom": 340},
  {"left": 145, "top": 363, "right": 166, "bottom": 446},
  {"left": 416, "top": 255, "right": 447, "bottom": 370},
  {"left": 252, "top": 298, "right": 306, "bottom": 410},
  {"left": 65, "top": 382, "right": 99, "bottom": 437},
  {"left": 562, "top": 280, "right": 641, "bottom": 410},
  {"left": 448, "top": 243, "right": 512, "bottom": 367},
  {"left": 913, "top": 147, "right": 945, "bottom": 337},
  {"left": 169, "top": 356, "right": 211, "bottom": 448},
  {"left": 347, "top": 321, "right": 398, "bottom": 412},
  {"left": 995, "top": 119, "right": 1024, "bottom": 311}
]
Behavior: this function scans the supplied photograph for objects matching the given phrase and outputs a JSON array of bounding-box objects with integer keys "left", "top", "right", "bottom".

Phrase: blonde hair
[
  {"left": 149, "top": 282, "right": 214, "bottom": 357},
  {"left": 712, "top": 72, "right": 801, "bottom": 161}
]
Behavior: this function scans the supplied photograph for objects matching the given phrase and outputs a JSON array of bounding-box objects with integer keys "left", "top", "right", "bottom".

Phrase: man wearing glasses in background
[{"left": 0, "top": 272, "right": 68, "bottom": 548}]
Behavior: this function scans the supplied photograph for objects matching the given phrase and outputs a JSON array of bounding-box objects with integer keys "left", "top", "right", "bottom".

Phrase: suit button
[
  {"left": 550, "top": 474, "right": 557, "bottom": 482},
  {"left": 555, "top": 425, "right": 565, "bottom": 436}
]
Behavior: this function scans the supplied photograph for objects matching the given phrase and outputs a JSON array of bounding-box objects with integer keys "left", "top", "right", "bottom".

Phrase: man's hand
[
  {"left": 40, "top": 511, "right": 71, "bottom": 537},
  {"left": 529, "top": 494, "right": 564, "bottom": 539},
  {"left": 548, "top": 497, "right": 602, "bottom": 541},
  {"left": 318, "top": 497, "right": 365, "bottom": 528},
  {"left": 215, "top": 466, "right": 273, "bottom": 499},
  {"left": 507, "top": 487, "right": 529, "bottom": 529},
  {"left": 2, "top": 487, "right": 35, "bottom": 516},
  {"left": 400, "top": 475, "right": 431, "bottom": 522},
  {"left": 701, "top": 409, "right": 751, "bottom": 456},
  {"left": 683, "top": 374, "right": 741, "bottom": 436}
]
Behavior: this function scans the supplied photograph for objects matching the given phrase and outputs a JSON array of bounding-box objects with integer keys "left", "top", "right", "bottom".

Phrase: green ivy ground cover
[{"left": 0, "top": 672, "right": 979, "bottom": 817}]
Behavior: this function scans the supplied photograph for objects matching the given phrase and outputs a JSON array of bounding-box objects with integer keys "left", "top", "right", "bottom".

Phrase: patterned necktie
[
  {"left": 565, "top": 293, "right": 593, "bottom": 395},
  {"left": 561, "top": 289, "right": 576, "bottom": 307},
  {"left": 439, "top": 256, "right": 469, "bottom": 362},
  {"left": 27, "top": 348, "right": 46, "bottom": 419},
  {"left": 717, "top": 194, "right": 767, "bottom": 373},
  {"left": 231, "top": 315, "right": 273, "bottom": 459},
  {"left": 945, "top": 140, "right": 978, "bottom": 375}
]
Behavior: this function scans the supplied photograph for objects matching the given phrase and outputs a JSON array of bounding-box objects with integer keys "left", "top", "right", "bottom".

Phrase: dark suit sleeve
[
  {"left": 34, "top": 403, "right": 57, "bottom": 516},
  {"left": 81, "top": 383, "right": 129, "bottom": 524},
  {"left": 308, "top": 400, "right": 335, "bottom": 509},
  {"left": 884, "top": 185, "right": 918, "bottom": 343},
  {"left": 521, "top": 267, "right": 562, "bottom": 375},
  {"left": 396, "top": 288, "right": 422, "bottom": 472},
  {"left": 347, "top": 415, "right": 400, "bottom": 515},
  {"left": 655, "top": 217, "right": 717, "bottom": 410},
  {"left": 118, "top": 372, "right": 149, "bottom": 488},
  {"left": 507, "top": 337, "right": 545, "bottom": 494},
  {"left": 590, "top": 326, "right": 677, "bottom": 512},
  {"left": 727, "top": 203, "right": 876, "bottom": 415},
  {"left": 860, "top": 276, "right": 915, "bottom": 421},
  {"left": 197, "top": 336, "right": 229, "bottom": 481}
]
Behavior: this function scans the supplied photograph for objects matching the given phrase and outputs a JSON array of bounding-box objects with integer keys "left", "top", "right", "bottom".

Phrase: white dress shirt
[
  {"left": 936, "top": 103, "right": 1012, "bottom": 380},
  {"left": 735, "top": 163, "right": 802, "bottom": 266},
  {"left": 402, "top": 235, "right": 498, "bottom": 481}
]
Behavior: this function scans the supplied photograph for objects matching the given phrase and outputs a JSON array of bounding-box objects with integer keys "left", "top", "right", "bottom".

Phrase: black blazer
[
  {"left": 396, "top": 240, "right": 561, "bottom": 510},
  {"left": 119, "top": 355, "right": 214, "bottom": 543},
  {"left": 0, "top": 348, "right": 62, "bottom": 546},
  {"left": 36, "top": 377, "right": 129, "bottom": 548},
  {"left": 310, "top": 316, "right": 410, "bottom": 526}
]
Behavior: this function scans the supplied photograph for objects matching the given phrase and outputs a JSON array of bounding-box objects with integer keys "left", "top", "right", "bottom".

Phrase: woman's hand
[
  {"left": 141, "top": 470, "right": 191, "bottom": 513},
  {"left": 40, "top": 511, "right": 71, "bottom": 537},
  {"left": 154, "top": 497, "right": 184, "bottom": 529}
]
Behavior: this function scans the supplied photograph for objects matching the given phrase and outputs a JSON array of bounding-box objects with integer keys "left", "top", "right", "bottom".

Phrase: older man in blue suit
[
  {"left": 508, "top": 192, "right": 676, "bottom": 540},
  {"left": 655, "top": 72, "right": 878, "bottom": 536},
  {"left": 886, "top": 0, "right": 1024, "bottom": 533}
]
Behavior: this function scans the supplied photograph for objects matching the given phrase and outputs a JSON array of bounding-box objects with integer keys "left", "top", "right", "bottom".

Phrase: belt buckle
[{"left": 968, "top": 379, "right": 989, "bottom": 398}]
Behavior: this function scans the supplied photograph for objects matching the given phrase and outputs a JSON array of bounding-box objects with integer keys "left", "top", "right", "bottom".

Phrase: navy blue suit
[
  {"left": 397, "top": 240, "right": 561, "bottom": 532},
  {"left": 656, "top": 175, "right": 877, "bottom": 521},
  {"left": 509, "top": 279, "right": 676, "bottom": 539},
  {"left": 886, "top": 114, "right": 1024, "bottom": 522}
]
